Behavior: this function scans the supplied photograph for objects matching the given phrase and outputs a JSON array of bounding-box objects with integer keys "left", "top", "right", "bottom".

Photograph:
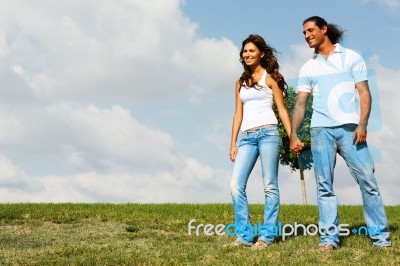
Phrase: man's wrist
[{"left": 290, "top": 132, "right": 299, "bottom": 140}]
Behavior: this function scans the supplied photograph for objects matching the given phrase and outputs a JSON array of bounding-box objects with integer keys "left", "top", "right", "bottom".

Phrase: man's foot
[
  {"left": 251, "top": 240, "right": 268, "bottom": 250},
  {"left": 319, "top": 244, "right": 335, "bottom": 251},
  {"left": 374, "top": 245, "right": 392, "bottom": 249}
]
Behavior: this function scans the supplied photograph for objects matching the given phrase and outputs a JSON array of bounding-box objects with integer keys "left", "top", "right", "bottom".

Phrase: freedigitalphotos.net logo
[{"left": 187, "top": 219, "right": 384, "bottom": 241}]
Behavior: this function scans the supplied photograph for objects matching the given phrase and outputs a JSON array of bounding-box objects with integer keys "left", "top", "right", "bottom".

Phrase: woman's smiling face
[{"left": 241, "top": 42, "right": 263, "bottom": 68}]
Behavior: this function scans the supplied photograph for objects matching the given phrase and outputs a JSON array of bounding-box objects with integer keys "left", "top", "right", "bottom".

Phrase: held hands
[{"left": 290, "top": 135, "right": 305, "bottom": 156}]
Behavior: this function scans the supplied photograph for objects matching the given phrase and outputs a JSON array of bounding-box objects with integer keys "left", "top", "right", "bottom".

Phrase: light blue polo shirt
[{"left": 297, "top": 44, "right": 368, "bottom": 128}]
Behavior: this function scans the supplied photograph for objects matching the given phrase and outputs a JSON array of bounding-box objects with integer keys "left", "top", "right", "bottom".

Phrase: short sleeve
[
  {"left": 351, "top": 51, "right": 368, "bottom": 83},
  {"left": 297, "top": 66, "right": 312, "bottom": 93}
]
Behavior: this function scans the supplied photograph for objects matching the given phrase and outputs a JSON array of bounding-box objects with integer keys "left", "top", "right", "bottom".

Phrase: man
[{"left": 290, "top": 16, "right": 391, "bottom": 251}]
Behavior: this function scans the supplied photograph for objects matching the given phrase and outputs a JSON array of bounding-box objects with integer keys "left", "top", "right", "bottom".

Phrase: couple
[{"left": 228, "top": 16, "right": 391, "bottom": 251}]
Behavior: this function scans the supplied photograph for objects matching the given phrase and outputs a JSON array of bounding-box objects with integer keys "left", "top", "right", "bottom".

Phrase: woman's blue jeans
[
  {"left": 230, "top": 126, "right": 282, "bottom": 245},
  {"left": 311, "top": 124, "right": 391, "bottom": 248}
]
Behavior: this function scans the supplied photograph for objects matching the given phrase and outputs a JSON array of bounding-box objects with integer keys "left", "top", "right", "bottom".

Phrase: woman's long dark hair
[
  {"left": 303, "top": 16, "right": 344, "bottom": 44},
  {"left": 239, "top": 34, "right": 287, "bottom": 95}
]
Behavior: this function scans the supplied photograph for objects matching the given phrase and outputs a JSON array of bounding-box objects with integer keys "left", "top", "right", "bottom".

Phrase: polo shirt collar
[{"left": 312, "top": 43, "right": 342, "bottom": 59}]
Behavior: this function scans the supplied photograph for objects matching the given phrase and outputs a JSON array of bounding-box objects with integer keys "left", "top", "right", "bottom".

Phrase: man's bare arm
[
  {"left": 356, "top": 80, "right": 371, "bottom": 127},
  {"left": 290, "top": 92, "right": 310, "bottom": 154},
  {"left": 353, "top": 80, "right": 371, "bottom": 145},
  {"left": 290, "top": 92, "right": 310, "bottom": 140}
]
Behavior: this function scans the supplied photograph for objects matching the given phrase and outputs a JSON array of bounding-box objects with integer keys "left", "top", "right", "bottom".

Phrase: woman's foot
[
  {"left": 319, "top": 244, "right": 335, "bottom": 251},
  {"left": 251, "top": 240, "right": 268, "bottom": 250}
]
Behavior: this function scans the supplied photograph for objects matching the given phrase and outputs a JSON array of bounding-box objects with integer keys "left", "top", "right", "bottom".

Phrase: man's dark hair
[{"left": 303, "top": 16, "right": 345, "bottom": 44}]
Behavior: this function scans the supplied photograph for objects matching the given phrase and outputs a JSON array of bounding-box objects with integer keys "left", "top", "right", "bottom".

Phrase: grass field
[{"left": 0, "top": 203, "right": 398, "bottom": 265}]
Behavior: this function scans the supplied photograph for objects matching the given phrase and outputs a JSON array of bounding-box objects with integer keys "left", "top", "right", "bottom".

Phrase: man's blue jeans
[
  {"left": 230, "top": 126, "right": 282, "bottom": 245},
  {"left": 311, "top": 124, "right": 391, "bottom": 247}
]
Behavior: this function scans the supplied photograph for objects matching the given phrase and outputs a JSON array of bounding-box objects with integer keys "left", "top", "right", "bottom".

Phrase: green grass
[{"left": 0, "top": 204, "right": 398, "bottom": 265}]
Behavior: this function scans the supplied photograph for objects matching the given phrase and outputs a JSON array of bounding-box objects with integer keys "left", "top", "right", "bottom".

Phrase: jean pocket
[
  {"left": 310, "top": 127, "right": 322, "bottom": 137},
  {"left": 239, "top": 132, "right": 252, "bottom": 145}
]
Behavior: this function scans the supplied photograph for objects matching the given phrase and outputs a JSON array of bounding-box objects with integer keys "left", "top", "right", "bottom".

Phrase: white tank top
[{"left": 239, "top": 70, "right": 278, "bottom": 131}]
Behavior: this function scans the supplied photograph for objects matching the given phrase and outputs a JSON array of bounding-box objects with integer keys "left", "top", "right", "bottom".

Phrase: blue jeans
[
  {"left": 311, "top": 124, "right": 391, "bottom": 248},
  {"left": 230, "top": 126, "right": 282, "bottom": 245}
]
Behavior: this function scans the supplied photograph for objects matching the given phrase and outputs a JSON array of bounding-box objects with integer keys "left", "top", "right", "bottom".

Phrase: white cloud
[
  {"left": 0, "top": 99, "right": 232, "bottom": 203},
  {"left": 281, "top": 44, "right": 314, "bottom": 79},
  {"left": 0, "top": 155, "right": 33, "bottom": 189},
  {"left": 0, "top": 0, "right": 239, "bottom": 104},
  {"left": 0, "top": 154, "right": 231, "bottom": 203},
  {"left": 0, "top": 0, "right": 241, "bottom": 203},
  {"left": 2, "top": 103, "right": 182, "bottom": 174},
  {"left": 0, "top": 28, "right": 7, "bottom": 57}
]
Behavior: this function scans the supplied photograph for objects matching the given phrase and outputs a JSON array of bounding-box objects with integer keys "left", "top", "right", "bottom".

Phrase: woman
[{"left": 229, "top": 34, "right": 291, "bottom": 249}]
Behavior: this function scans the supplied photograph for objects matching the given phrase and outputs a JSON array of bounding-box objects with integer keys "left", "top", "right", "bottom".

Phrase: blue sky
[{"left": 0, "top": 0, "right": 399, "bottom": 204}]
